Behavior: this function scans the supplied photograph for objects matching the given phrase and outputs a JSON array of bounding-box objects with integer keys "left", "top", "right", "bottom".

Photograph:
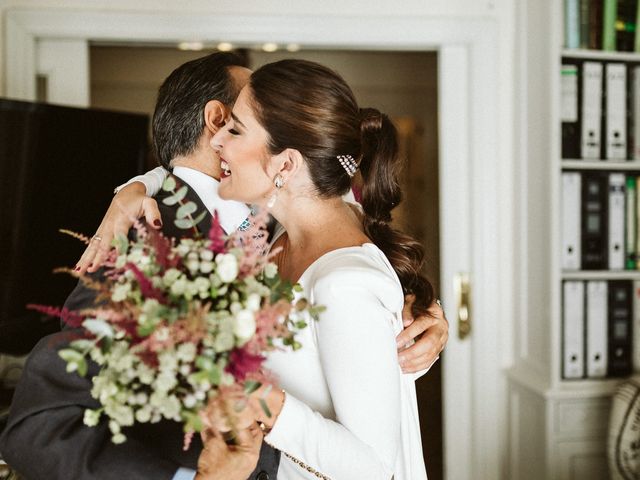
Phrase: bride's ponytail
[
  {"left": 249, "top": 61, "right": 435, "bottom": 316},
  {"left": 359, "top": 108, "right": 435, "bottom": 317}
]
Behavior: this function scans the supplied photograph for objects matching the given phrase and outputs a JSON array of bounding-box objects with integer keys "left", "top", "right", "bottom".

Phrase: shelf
[
  {"left": 562, "top": 270, "right": 640, "bottom": 280},
  {"left": 505, "top": 365, "right": 629, "bottom": 399},
  {"left": 562, "top": 48, "right": 640, "bottom": 62},
  {"left": 562, "top": 160, "right": 640, "bottom": 170}
]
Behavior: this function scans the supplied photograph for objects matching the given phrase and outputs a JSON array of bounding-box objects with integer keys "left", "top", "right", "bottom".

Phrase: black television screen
[{"left": 0, "top": 98, "right": 149, "bottom": 354}]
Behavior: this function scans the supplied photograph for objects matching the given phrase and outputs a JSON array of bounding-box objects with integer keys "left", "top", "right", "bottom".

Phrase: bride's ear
[
  {"left": 203, "top": 100, "right": 228, "bottom": 133},
  {"left": 272, "top": 148, "right": 304, "bottom": 184}
]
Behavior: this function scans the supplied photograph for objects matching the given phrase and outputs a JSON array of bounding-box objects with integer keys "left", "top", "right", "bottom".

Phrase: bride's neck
[{"left": 269, "top": 193, "right": 367, "bottom": 280}]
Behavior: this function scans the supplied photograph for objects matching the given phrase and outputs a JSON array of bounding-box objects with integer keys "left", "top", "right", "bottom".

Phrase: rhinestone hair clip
[{"left": 337, "top": 154, "right": 358, "bottom": 177}]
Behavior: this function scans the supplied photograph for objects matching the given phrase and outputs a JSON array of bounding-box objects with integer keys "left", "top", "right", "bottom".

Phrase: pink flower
[
  {"left": 208, "top": 211, "right": 226, "bottom": 254},
  {"left": 125, "top": 262, "right": 168, "bottom": 304},
  {"left": 225, "top": 347, "right": 265, "bottom": 381}
]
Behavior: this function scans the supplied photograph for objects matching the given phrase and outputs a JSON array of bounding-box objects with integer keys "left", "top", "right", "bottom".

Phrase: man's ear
[
  {"left": 203, "top": 100, "right": 228, "bottom": 134},
  {"left": 272, "top": 148, "right": 304, "bottom": 183}
]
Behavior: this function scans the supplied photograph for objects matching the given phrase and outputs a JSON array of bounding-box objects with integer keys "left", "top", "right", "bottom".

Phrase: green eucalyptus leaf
[
  {"left": 182, "top": 411, "right": 204, "bottom": 433},
  {"left": 191, "top": 210, "right": 208, "bottom": 225},
  {"left": 70, "top": 339, "right": 95, "bottom": 351},
  {"left": 162, "top": 177, "right": 176, "bottom": 191},
  {"left": 208, "top": 364, "right": 222, "bottom": 385},
  {"left": 76, "top": 357, "right": 88, "bottom": 377},
  {"left": 244, "top": 380, "right": 262, "bottom": 395},
  {"left": 162, "top": 185, "right": 189, "bottom": 206},
  {"left": 176, "top": 201, "right": 197, "bottom": 219},
  {"left": 259, "top": 398, "right": 272, "bottom": 418},
  {"left": 174, "top": 218, "right": 196, "bottom": 229},
  {"left": 83, "top": 318, "right": 114, "bottom": 338},
  {"left": 112, "top": 233, "right": 130, "bottom": 253},
  {"left": 59, "top": 348, "right": 84, "bottom": 363}
]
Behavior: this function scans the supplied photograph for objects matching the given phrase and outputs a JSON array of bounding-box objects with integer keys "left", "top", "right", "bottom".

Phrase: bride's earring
[{"left": 267, "top": 174, "right": 284, "bottom": 208}]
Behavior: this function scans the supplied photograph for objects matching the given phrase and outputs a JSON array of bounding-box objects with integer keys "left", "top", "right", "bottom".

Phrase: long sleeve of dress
[
  {"left": 114, "top": 166, "right": 168, "bottom": 196},
  {"left": 265, "top": 261, "right": 403, "bottom": 479}
]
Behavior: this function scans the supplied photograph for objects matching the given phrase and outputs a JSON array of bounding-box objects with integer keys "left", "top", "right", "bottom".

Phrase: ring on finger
[{"left": 91, "top": 234, "right": 103, "bottom": 242}]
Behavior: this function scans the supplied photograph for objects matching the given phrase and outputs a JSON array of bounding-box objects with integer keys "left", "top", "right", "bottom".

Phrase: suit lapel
[{"left": 154, "top": 173, "right": 212, "bottom": 239}]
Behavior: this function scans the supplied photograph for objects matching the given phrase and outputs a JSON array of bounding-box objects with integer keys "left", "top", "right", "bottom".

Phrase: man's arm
[
  {"left": 0, "top": 279, "right": 181, "bottom": 480},
  {"left": 396, "top": 297, "right": 449, "bottom": 374}
]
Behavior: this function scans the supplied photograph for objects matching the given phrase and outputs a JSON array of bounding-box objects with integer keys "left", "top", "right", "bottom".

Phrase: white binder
[
  {"left": 632, "top": 66, "right": 640, "bottom": 160},
  {"left": 609, "top": 173, "right": 626, "bottom": 269},
  {"left": 586, "top": 281, "right": 608, "bottom": 378},
  {"left": 563, "top": 281, "right": 585, "bottom": 379},
  {"left": 605, "top": 63, "right": 628, "bottom": 160},
  {"left": 562, "top": 172, "right": 582, "bottom": 270},
  {"left": 581, "top": 62, "right": 603, "bottom": 159}
]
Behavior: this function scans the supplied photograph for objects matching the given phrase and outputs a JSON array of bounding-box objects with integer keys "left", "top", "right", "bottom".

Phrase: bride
[{"left": 209, "top": 59, "right": 432, "bottom": 479}]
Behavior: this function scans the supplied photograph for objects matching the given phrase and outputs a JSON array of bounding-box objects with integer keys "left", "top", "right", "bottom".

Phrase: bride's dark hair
[{"left": 249, "top": 59, "right": 434, "bottom": 316}]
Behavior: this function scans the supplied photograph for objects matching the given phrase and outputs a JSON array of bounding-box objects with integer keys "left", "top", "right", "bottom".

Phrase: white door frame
[{"left": 5, "top": 9, "right": 507, "bottom": 479}]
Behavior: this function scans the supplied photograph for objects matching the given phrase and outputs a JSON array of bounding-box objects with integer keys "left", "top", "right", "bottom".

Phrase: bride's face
[{"left": 211, "top": 86, "right": 275, "bottom": 205}]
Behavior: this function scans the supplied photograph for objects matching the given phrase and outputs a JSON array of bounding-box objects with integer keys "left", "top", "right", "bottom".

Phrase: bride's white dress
[
  {"left": 117, "top": 167, "right": 428, "bottom": 478},
  {"left": 263, "top": 243, "right": 428, "bottom": 479}
]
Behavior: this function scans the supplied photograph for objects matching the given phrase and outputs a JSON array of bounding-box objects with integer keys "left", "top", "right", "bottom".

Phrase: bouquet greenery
[{"left": 30, "top": 178, "right": 322, "bottom": 448}]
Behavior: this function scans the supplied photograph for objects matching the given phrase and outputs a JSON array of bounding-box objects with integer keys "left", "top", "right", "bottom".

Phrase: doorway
[{"left": 90, "top": 44, "right": 443, "bottom": 479}]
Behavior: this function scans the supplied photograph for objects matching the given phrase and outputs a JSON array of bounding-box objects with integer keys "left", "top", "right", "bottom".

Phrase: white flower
[
  {"left": 233, "top": 309, "right": 256, "bottom": 342},
  {"left": 186, "top": 259, "right": 200, "bottom": 274},
  {"left": 154, "top": 371, "right": 178, "bottom": 392},
  {"left": 200, "top": 250, "right": 214, "bottom": 261},
  {"left": 170, "top": 277, "right": 187, "bottom": 296},
  {"left": 111, "top": 282, "right": 132, "bottom": 302},
  {"left": 199, "top": 261, "right": 214, "bottom": 274},
  {"left": 216, "top": 253, "right": 239, "bottom": 283},
  {"left": 114, "top": 254, "right": 127, "bottom": 269},
  {"left": 230, "top": 302, "right": 242, "bottom": 315},
  {"left": 163, "top": 268, "right": 182, "bottom": 287},
  {"left": 176, "top": 343, "right": 197, "bottom": 363},
  {"left": 183, "top": 394, "right": 197, "bottom": 409},
  {"left": 137, "top": 363, "right": 155, "bottom": 385},
  {"left": 158, "top": 351, "right": 178, "bottom": 371},
  {"left": 246, "top": 293, "right": 261, "bottom": 312},
  {"left": 264, "top": 262, "right": 278, "bottom": 279},
  {"left": 109, "top": 420, "right": 121, "bottom": 434},
  {"left": 214, "top": 331, "right": 235, "bottom": 352},
  {"left": 135, "top": 406, "right": 152, "bottom": 423},
  {"left": 154, "top": 328, "right": 170, "bottom": 344},
  {"left": 112, "top": 433, "right": 126, "bottom": 444},
  {"left": 194, "top": 277, "right": 210, "bottom": 293},
  {"left": 83, "top": 409, "right": 101, "bottom": 427}
]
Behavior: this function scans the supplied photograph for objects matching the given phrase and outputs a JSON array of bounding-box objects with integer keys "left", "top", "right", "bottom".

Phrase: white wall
[{"left": 0, "top": 0, "right": 506, "bottom": 96}]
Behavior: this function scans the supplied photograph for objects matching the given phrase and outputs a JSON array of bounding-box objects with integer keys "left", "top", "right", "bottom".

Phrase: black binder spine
[
  {"left": 608, "top": 280, "right": 633, "bottom": 377},
  {"left": 562, "top": 58, "right": 582, "bottom": 159},
  {"left": 581, "top": 172, "right": 609, "bottom": 269}
]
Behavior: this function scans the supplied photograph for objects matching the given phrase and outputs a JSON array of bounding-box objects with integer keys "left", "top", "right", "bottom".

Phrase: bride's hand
[
  {"left": 76, "top": 182, "right": 163, "bottom": 274},
  {"left": 196, "top": 425, "right": 262, "bottom": 480}
]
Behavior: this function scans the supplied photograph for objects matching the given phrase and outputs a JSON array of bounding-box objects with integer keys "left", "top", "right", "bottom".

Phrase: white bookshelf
[
  {"left": 562, "top": 48, "right": 640, "bottom": 62},
  {"left": 562, "top": 270, "right": 640, "bottom": 280},
  {"left": 562, "top": 159, "right": 640, "bottom": 170},
  {"left": 506, "top": 2, "right": 640, "bottom": 479}
]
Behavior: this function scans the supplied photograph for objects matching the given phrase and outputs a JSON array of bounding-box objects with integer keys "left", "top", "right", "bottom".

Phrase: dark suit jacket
[{"left": 0, "top": 175, "right": 279, "bottom": 479}]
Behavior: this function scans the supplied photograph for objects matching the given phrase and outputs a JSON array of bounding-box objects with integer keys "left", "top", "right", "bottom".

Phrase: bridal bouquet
[{"left": 30, "top": 178, "right": 321, "bottom": 447}]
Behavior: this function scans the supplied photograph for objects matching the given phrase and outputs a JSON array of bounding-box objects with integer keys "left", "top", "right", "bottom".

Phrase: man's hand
[
  {"left": 195, "top": 425, "right": 262, "bottom": 480},
  {"left": 76, "top": 182, "right": 162, "bottom": 274},
  {"left": 396, "top": 295, "right": 449, "bottom": 374}
]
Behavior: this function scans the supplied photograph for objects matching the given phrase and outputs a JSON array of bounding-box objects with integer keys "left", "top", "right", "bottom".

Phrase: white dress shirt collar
[{"left": 172, "top": 166, "right": 250, "bottom": 234}]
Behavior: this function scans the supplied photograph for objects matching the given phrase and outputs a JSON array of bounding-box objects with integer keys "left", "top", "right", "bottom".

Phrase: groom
[
  {"left": 0, "top": 53, "right": 273, "bottom": 480},
  {"left": 0, "top": 52, "right": 447, "bottom": 479}
]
